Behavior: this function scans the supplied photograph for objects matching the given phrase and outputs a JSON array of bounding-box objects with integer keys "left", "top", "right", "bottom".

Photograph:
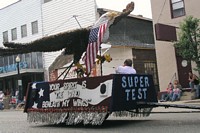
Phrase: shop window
[
  {"left": 3, "top": 57, "right": 8, "bottom": 66},
  {"left": 11, "top": 28, "right": 17, "bottom": 41},
  {"left": 31, "top": 21, "right": 38, "bottom": 35},
  {"left": 32, "top": 52, "right": 37, "bottom": 69},
  {"left": 21, "top": 24, "right": 27, "bottom": 38},
  {"left": 170, "top": 0, "right": 185, "bottom": 18},
  {"left": 25, "top": 53, "right": 31, "bottom": 68},
  {"left": 37, "top": 52, "right": 43, "bottom": 68},
  {"left": 8, "top": 56, "right": 14, "bottom": 65},
  {"left": 3, "top": 31, "right": 8, "bottom": 42}
]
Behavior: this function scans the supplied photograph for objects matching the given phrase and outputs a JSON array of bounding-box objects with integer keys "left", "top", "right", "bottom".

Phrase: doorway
[
  {"left": 176, "top": 56, "right": 191, "bottom": 88},
  {"left": 132, "top": 49, "right": 159, "bottom": 92}
]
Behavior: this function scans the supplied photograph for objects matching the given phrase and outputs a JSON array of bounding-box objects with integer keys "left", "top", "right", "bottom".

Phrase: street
[{"left": 0, "top": 107, "right": 200, "bottom": 133}]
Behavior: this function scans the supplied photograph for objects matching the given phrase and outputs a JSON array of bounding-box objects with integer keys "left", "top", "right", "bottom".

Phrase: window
[
  {"left": 3, "top": 57, "right": 8, "bottom": 66},
  {"left": 21, "top": 24, "right": 27, "bottom": 38},
  {"left": 43, "top": 0, "right": 52, "bottom": 3},
  {"left": 144, "top": 62, "right": 158, "bottom": 84},
  {"left": 37, "top": 52, "right": 43, "bottom": 68},
  {"left": 31, "top": 21, "right": 38, "bottom": 35},
  {"left": 32, "top": 52, "right": 37, "bottom": 68},
  {"left": 25, "top": 53, "right": 31, "bottom": 68},
  {"left": 11, "top": 28, "right": 17, "bottom": 40},
  {"left": 0, "top": 57, "right": 3, "bottom": 67},
  {"left": 3, "top": 31, "right": 8, "bottom": 42},
  {"left": 170, "top": 0, "right": 185, "bottom": 18},
  {"left": 8, "top": 56, "right": 14, "bottom": 65},
  {"left": 155, "top": 23, "right": 177, "bottom": 41}
]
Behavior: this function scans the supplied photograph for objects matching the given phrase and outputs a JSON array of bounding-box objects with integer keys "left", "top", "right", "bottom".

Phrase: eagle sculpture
[{"left": 0, "top": 2, "right": 134, "bottom": 65}]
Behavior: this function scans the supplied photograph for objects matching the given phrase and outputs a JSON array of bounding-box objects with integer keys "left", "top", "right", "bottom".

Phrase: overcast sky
[{"left": 0, "top": 0, "right": 152, "bottom": 18}]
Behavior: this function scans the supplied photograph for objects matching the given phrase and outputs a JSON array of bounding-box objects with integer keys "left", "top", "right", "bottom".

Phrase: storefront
[{"left": 0, "top": 52, "right": 44, "bottom": 99}]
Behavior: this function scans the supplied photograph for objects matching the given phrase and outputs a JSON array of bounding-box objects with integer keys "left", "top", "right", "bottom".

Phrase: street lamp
[
  {"left": 16, "top": 55, "right": 20, "bottom": 75},
  {"left": 16, "top": 55, "right": 23, "bottom": 102}
]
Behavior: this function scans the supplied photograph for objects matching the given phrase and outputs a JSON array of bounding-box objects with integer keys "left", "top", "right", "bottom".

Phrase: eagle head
[{"left": 94, "top": 1, "right": 135, "bottom": 43}]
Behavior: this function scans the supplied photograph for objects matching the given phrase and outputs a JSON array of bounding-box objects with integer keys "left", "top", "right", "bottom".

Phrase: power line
[
  {"left": 45, "top": 14, "right": 95, "bottom": 36},
  {"left": 73, "top": 15, "right": 82, "bottom": 28},
  {"left": 45, "top": 16, "right": 74, "bottom": 36},
  {"left": 156, "top": 0, "right": 167, "bottom": 23}
]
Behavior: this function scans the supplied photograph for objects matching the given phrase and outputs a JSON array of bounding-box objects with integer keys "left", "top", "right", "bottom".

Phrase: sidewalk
[
  {"left": 153, "top": 99, "right": 200, "bottom": 112},
  {"left": 182, "top": 99, "right": 200, "bottom": 103},
  {"left": 159, "top": 98, "right": 200, "bottom": 104}
]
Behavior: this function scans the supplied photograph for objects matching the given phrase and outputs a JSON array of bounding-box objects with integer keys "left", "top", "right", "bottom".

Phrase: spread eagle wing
[
  {"left": 1, "top": 28, "right": 90, "bottom": 62},
  {"left": 0, "top": 2, "right": 134, "bottom": 63}
]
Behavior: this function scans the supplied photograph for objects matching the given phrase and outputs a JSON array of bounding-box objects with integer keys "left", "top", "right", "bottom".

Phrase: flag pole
[{"left": 99, "top": 45, "right": 103, "bottom": 76}]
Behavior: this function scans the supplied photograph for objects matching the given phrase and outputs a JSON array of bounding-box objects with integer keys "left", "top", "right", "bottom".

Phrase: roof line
[
  {"left": 0, "top": 0, "right": 22, "bottom": 10},
  {"left": 97, "top": 8, "right": 152, "bottom": 21}
]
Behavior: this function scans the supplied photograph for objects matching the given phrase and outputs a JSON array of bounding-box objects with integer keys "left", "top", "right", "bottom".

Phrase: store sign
[{"left": 0, "top": 62, "right": 28, "bottom": 73}]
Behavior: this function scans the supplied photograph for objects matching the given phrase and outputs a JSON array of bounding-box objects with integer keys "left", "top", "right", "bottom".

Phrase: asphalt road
[{"left": 0, "top": 107, "right": 200, "bottom": 133}]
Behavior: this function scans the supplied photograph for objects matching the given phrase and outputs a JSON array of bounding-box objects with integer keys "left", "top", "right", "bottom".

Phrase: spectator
[
  {"left": 188, "top": 71, "right": 199, "bottom": 98},
  {"left": 0, "top": 91, "right": 4, "bottom": 102},
  {"left": 0, "top": 91, "right": 4, "bottom": 110},
  {"left": 172, "top": 80, "right": 182, "bottom": 101},
  {"left": 115, "top": 59, "right": 136, "bottom": 74},
  {"left": 160, "top": 82, "right": 174, "bottom": 102}
]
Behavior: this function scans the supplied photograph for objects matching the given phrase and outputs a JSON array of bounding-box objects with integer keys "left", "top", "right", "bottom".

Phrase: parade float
[
  {"left": 23, "top": 73, "right": 157, "bottom": 125},
  {"left": 21, "top": 2, "right": 156, "bottom": 125}
]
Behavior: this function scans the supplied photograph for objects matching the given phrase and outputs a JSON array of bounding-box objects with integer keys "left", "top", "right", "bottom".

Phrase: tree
[{"left": 174, "top": 16, "right": 200, "bottom": 74}]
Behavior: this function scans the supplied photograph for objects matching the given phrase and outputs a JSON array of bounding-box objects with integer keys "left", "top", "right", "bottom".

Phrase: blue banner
[
  {"left": 111, "top": 74, "right": 158, "bottom": 111},
  {"left": 0, "top": 62, "right": 28, "bottom": 73}
]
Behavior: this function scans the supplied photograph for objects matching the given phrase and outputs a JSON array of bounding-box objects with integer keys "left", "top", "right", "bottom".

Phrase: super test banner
[
  {"left": 24, "top": 75, "right": 113, "bottom": 113},
  {"left": 110, "top": 74, "right": 158, "bottom": 112}
]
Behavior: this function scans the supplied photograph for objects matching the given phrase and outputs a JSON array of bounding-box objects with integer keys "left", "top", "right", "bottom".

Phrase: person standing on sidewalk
[
  {"left": 0, "top": 91, "right": 4, "bottom": 110},
  {"left": 188, "top": 71, "right": 200, "bottom": 98}
]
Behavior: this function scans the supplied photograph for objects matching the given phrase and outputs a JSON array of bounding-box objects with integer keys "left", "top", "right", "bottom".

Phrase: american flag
[{"left": 84, "top": 21, "right": 108, "bottom": 74}]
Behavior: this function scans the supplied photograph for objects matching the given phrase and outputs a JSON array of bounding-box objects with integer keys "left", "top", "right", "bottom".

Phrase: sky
[
  {"left": 0, "top": 0, "right": 152, "bottom": 18},
  {"left": 96, "top": 0, "right": 152, "bottom": 18}
]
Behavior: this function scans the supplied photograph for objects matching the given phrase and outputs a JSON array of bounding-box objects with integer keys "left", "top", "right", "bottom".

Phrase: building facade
[
  {"left": 0, "top": 0, "right": 96, "bottom": 97},
  {"left": 41, "top": 0, "right": 97, "bottom": 80},
  {"left": 0, "top": 0, "right": 44, "bottom": 97},
  {"left": 150, "top": 0, "right": 200, "bottom": 90}
]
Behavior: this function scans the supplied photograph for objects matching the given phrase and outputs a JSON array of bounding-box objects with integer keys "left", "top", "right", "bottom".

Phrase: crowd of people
[
  {"left": 161, "top": 70, "right": 200, "bottom": 102},
  {"left": 160, "top": 80, "right": 182, "bottom": 102},
  {"left": 0, "top": 88, "right": 23, "bottom": 110}
]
